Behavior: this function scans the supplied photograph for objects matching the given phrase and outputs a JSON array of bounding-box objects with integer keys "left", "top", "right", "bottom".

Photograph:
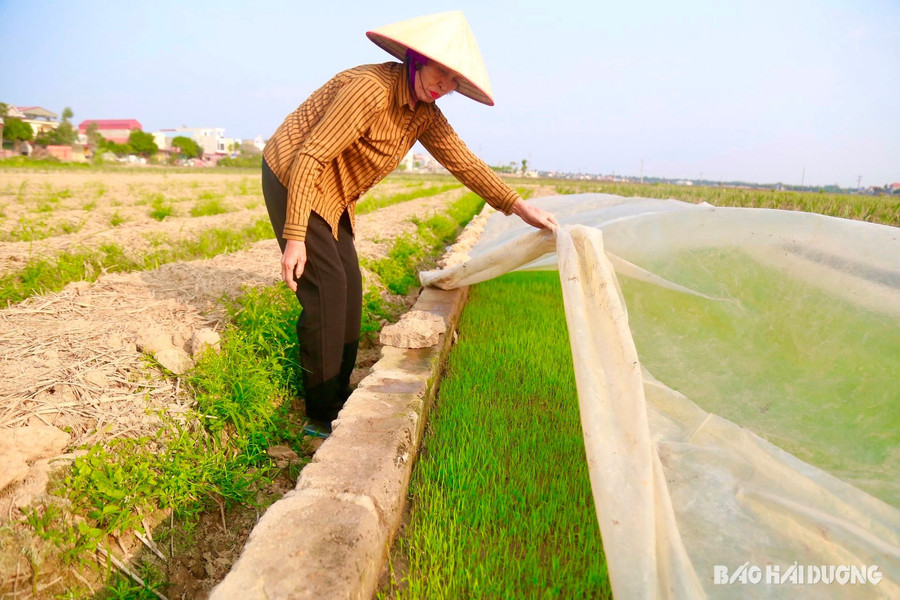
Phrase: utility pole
[
  {"left": 856, "top": 175, "right": 863, "bottom": 193},
  {"left": 801, "top": 167, "right": 805, "bottom": 191},
  {"left": 640, "top": 158, "right": 644, "bottom": 185}
]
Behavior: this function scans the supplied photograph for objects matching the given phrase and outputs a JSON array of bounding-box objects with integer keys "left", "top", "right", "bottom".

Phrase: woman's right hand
[{"left": 282, "top": 239, "right": 307, "bottom": 292}]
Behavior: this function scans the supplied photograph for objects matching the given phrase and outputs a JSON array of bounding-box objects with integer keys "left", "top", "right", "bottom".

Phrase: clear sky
[{"left": 1, "top": 0, "right": 897, "bottom": 188}]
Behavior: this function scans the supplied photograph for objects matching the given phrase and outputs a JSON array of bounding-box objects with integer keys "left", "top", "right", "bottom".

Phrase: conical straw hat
[{"left": 366, "top": 11, "right": 495, "bottom": 106}]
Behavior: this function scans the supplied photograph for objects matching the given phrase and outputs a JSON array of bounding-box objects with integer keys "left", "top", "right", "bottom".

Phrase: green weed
[
  {"left": 16, "top": 181, "right": 28, "bottom": 203},
  {"left": 47, "top": 187, "right": 73, "bottom": 202},
  {"left": 36, "top": 200, "right": 57, "bottom": 213},
  {"left": 148, "top": 195, "right": 174, "bottom": 221},
  {"left": 360, "top": 287, "right": 400, "bottom": 342},
  {"left": 82, "top": 199, "right": 98, "bottom": 212},
  {"left": 109, "top": 211, "right": 126, "bottom": 227},
  {"left": 4, "top": 215, "right": 47, "bottom": 242},
  {"left": 190, "top": 196, "right": 230, "bottom": 217},
  {"left": 59, "top": 219, "right": 84, "bottom": 235}
]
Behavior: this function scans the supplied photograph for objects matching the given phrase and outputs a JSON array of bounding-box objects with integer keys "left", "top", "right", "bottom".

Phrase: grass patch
[
  {"left": 381, "top": 271, "right": 609, "bottom": 598},
  {"left": 148, "top": 194, "right": 175, "bottom": 221},
  {"left": 0, "top": 215, "right": 84, "bottom": 242},
  {"left": 190, "top": 195, "right": 230, "bottom": 217},
  {"left": 217, "top": 155, "right": 262, "bottom": 168},
  {"left": 109, "top": 211, "right": 126, "bottom": 227},
  {"left": 47, "top": 187, "right": 73, "bottom": 202},
  {"left": 356, "top": 182, "right": 462, "bottom": 215},
  {"left": 0, "top": 156, "right": 92, "bottom": 170},
  {"left": 0, "top": 217, "right": 274, "bottom": 305}
]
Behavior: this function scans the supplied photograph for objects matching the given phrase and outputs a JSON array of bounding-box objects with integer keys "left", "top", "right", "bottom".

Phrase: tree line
[{"left": 1, "top": 104, "right": 204, "bottom": 160}]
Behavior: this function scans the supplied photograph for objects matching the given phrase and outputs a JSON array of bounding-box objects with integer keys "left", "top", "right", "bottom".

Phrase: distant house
[
  {"left": 78, "top": 119, "right": 142, "bottom": 144},
  {"left": 890, "top": 183, "right": 900, "bottom": 195},
  {"left": 12, "top": 106, "right": 60, "bottom": 137},
  {"left": 151, "top": 126, "right": 238, "bottom": 158}
]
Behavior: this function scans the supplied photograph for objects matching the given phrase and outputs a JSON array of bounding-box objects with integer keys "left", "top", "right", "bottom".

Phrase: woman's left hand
[{"left": 511, "top": 199, "right": 560, "bottom": 231}]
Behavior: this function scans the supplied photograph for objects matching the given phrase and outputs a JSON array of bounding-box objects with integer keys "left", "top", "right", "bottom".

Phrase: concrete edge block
[{"left": 210, "top": 490, "right": 385, "bottom": 599}]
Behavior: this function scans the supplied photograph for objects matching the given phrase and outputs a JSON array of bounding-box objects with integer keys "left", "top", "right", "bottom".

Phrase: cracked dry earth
[{"left": 0, "top": 168, "right": 554, "bottom": 597}]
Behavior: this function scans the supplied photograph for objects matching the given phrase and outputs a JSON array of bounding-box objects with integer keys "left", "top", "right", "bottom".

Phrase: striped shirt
[{"left": 263, "top": 62, "right": 520, "bottom": 242}]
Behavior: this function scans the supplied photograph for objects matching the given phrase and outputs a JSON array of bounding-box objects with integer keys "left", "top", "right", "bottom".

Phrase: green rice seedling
[
  {"left": 356, "top": 182, "right": 462, "bottom": 215},
  {"left": 59, "top": 218, "right": 85, "bottom": 235},
  {"left": 142, "top": 231, "right": 168, "bottom": 248},
  {"left": 16, "top": 181, "right": 28, "bottom": 203},
  {"left": 190, "top": 195, "right": 230, "bottom": 217},
  {"left": 5, "top": 215, "right": 46, "bottom": 242},
  {"left": 36, "top": 199, "right": 57, "bottom": 213},
  {"left": 383, "top": 271, "right": 610, "bottom": 598},
  {"left": 82, "top": 199, "right": 97, "bottom": 211},
  {"left": 109, "top": 211, "right": 125, "bottom": 227},
  {"left": 149, "top": 195, "right": 175, "bottom": 221},
  {"left": 47, "top": 187, "right": 73, "bottom": 202},
  {"left": 197, "top": 190, "right": 222, "bottom": 201}
]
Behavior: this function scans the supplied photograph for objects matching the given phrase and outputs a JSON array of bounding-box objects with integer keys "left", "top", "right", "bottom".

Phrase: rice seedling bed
[
  {"left": 381, "top": 271, "right": 610, "bottom": 599},
  {"left": 551, "top": 179, "right": 900, "bottom": 226},
  {"left": 620, "top": 247, "right": 900, "bottom": 506}
]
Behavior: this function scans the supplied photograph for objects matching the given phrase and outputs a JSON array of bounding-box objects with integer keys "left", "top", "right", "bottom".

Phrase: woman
[{"left": 262, "top": 11, "right": 558, "bottom": 434}]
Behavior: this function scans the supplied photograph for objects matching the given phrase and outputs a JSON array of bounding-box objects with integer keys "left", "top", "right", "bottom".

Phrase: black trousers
[{"left": 262, "top": 159, "right": 361, "bottom": 421}]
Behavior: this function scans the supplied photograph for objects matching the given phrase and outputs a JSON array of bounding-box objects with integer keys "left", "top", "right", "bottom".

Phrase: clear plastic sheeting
[{"left": 421, "top": 195, "right": 900, "bottom": 599}]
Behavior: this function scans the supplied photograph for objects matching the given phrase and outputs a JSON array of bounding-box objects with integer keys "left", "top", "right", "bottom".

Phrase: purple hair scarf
[{"left": 406, "top": 48, "right": 429, "bottom": 100}]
